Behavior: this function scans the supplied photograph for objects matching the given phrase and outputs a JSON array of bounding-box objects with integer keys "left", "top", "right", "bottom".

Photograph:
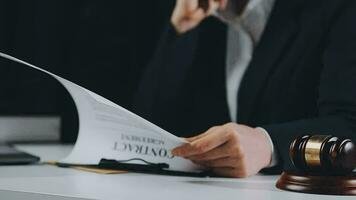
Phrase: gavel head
[{"left": 289, "top": 135, "right": 356, "bottom": 174}]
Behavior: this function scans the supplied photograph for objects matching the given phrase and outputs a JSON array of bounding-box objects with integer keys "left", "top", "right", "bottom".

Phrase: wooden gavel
[{"left": 289, "top": 135, "right": 356, "bottom": 174}]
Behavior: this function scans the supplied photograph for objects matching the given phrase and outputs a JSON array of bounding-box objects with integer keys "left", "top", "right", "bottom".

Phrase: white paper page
[{"left": 0, "top": 52, "right": 202, "bottom": 172}]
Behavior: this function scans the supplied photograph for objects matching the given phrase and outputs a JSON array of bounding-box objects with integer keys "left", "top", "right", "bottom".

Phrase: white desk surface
[{"left": 0, "top": 144, "right": 353, "bottom": 200}]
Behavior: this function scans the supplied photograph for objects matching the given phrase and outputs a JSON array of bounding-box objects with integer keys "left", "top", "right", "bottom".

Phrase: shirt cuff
[{"left": 256, "top": 127, "right": 278, "bottom": 168}]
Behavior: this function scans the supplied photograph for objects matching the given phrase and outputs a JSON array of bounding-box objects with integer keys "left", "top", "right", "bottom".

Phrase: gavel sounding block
[{"left": 276, "top": 171, "right": 356, "bottom": 195}]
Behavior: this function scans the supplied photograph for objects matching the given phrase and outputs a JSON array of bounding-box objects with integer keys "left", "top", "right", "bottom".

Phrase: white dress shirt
[{"left": 214, "top": 0, "right": 277, "bottom": 167}]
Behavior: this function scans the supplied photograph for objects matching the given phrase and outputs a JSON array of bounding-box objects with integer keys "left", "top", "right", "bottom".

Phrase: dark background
[{"left": 0, "top": 0, "right": 175, "bottom": 142}]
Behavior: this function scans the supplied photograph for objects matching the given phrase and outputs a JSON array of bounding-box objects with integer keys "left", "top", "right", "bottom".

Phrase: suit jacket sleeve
[
  {"left": 262, "top": 0, "right": 356, "bottom": 172},
  {"left": 132, "top": 22, "right": 200, "bottom": 127}
]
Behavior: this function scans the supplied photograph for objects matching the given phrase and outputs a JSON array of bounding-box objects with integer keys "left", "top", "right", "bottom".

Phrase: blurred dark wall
[{"left": 0, "top": 0, "right": 175, "bottom": 142}]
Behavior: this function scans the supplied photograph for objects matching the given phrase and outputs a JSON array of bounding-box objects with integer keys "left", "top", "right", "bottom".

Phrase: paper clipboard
[{"left": 56, "top": 158, "right": 210, "bottom": 177}]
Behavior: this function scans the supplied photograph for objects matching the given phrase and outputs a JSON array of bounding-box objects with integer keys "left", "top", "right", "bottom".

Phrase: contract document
[{"left": 0, "top": 52, "right": 202, "bottom": 173}]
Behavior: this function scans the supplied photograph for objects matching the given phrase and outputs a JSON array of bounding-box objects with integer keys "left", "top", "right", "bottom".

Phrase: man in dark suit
[{"left": 133, "top": 0, "right": 356, "bottom": 177}]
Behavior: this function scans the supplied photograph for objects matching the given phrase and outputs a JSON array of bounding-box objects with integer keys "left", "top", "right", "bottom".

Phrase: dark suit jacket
[{"left": 133, "top": 0, "right": 356, "bottom": 171}]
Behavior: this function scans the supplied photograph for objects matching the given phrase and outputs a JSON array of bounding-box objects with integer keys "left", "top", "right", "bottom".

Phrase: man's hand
[
  {"left": 171, "top": 0, "right": 228, "bottom": 34},
  {"left": 172, "top": 123, "right": 272, "bottom": 177}
]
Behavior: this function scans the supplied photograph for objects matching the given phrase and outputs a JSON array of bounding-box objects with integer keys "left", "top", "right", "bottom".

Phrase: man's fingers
[
  {"left": 186, "top": 142, "right": 234, "bottom": 161},
  {"left": 171, "top": 0, "right": 226, "bottom": 34},
  {"left": 172, "top": 143, "right": 195, "bottom": 157},
  {"left": 176, "top": 127, "right": 221, "bottom": 155},
  {"left": 184, "top": 134, "right": 205, "bottom": 143},
  {"left": 184, "top": 126, "right": 219, "bottom": 142},
  {"left": 175, "top": 8, "right": 205, "bottom": 32},
  {"left": 189, "top": 128, "right": 229, "bottom": 153},
  {"left": 172, "top": 128, "right": 229, "bottom": 157},
  {"left": 187, "top": 8, "right": 206, "bottom": 21}
]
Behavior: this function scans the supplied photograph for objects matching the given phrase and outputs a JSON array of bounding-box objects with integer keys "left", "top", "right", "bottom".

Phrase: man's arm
[
  {"left": 173, "top": 0, "right": 356, "bottom": 176},
  {"left": 133, "top": 0, "right": 229, "bottom": 122}
]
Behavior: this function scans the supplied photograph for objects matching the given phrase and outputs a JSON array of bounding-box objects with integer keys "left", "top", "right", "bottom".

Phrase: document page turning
[{"left": 0, "top": 52, "right": 202, "bottom": 173}]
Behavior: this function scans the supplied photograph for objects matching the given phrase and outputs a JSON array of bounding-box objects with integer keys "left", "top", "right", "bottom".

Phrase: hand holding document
[{"left": 0, "top": 52, "right": 202, "bottom": 174}]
